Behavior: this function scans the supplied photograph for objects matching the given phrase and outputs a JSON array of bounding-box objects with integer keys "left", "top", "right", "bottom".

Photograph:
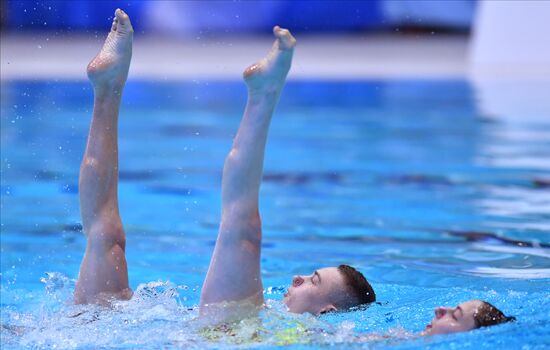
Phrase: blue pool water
[{"left": 1, "top": 80, "right": 549, "bottom": 349}]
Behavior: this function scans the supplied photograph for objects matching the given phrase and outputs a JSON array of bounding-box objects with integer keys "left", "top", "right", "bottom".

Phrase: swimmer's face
[
  {"left": 424, "top": 300, "right": 482, "bottom": 335},
  {"left": 283, "top": 267, "right": 348, "bottom": 315}
]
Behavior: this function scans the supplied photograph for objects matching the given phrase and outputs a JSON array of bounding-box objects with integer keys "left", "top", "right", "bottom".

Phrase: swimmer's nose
[
  {"left": 435, "top": 307, "right": 446, "bottom": 319},
  {"left": 292, "top": 275, "right": 304, "bottom": 287}
]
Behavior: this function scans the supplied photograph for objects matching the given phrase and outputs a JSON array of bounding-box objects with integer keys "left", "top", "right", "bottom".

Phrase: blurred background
[
  {"left": 1, "top": 0, "right": 475, "bottom": 34},
  {"left": 2, "top": 0, "right": 548, "bottom": 111},
  {"left": 2, "top": 0, "right": 484, "bottom": 80},
  {"left": 1, "top": 1, "right": 549, "bottom": 348},
  {"left": 1, "top": 0, "right": 477, "bottom": 81}
]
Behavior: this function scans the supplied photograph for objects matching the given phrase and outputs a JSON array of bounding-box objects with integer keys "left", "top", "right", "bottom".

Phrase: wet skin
[
  {"left": 199, "top": 26, "right": 297, "bottom": 321},
  {"left": 283, "top": 267, "right": 355, "bottom": 315},
  {"left": 75, "top": 8, "right": 133, "bottom": 304},
  {"left": 423, "top": 300, "right": 482, "bottom": 335}
]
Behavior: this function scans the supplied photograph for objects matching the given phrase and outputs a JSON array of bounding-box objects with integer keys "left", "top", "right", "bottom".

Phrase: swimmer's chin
[
  {"left": 282, "top": 291, "right": 292, "bottom": 309},
  {"left": 419, "top": 324, "right": 433, "bottom": 336}
]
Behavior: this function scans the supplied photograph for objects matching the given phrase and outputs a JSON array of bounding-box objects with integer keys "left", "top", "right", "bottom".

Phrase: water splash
[
  {"left": 40, "top": 272, "right": 75, "bottom": 304},
  {"left": 1, "top": 272, "right": 548, "bottom": 349}
]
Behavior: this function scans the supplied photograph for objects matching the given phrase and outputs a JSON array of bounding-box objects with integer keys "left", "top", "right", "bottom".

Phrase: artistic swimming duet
[{"left": 74, "top": 8, "right": 514, "bottom": 339}]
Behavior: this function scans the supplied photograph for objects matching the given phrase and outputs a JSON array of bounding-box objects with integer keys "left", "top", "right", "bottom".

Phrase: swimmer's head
[
  {"left": 424, "top": 300, "right": 514, "bottom": 335},
  {"left": 283, "top": 265, "right": 375, "bottom": 315}
]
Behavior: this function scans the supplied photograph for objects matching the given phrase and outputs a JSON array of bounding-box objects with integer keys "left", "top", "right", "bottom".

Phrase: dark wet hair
[
  {"left": 473, "top": 301, "right": 516, "bottom": 329},
  {"left": 338, "top": 265, "right": 376, "bottom": 306}
]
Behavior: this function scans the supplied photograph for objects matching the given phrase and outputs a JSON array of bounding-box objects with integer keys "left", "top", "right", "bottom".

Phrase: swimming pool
[{"left": 1, "top": 80, "right": 549, "bottom": 349}]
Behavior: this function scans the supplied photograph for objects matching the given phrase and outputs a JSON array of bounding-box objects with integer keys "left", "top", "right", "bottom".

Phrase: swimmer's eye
[
  {"left": 452, "top": 309, "right": 459, "bottom": 321},
  {"left": 452, "top": 306, "right": 464, "bottom": 322},
  {"left": 312, "top": 271, "right": 321, "bottom": 286}
]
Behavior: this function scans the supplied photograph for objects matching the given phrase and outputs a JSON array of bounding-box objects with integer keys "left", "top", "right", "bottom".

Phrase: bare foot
[
  {"left": 243, "top": 26, "right": 296, "bottom": 95},
  {"left": 87, "top": 9, "right": 133, "bottom": 92}
]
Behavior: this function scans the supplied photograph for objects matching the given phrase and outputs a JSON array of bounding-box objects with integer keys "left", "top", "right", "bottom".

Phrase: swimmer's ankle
[
  {"left": 93, "top": 84, "right": 125, "bottom": 101},
  {"left": 94, "top": 85, "right": 124, "bottom": 96},
  {"left": 247, "top": 85, "right": 283, "bottom": 102}
]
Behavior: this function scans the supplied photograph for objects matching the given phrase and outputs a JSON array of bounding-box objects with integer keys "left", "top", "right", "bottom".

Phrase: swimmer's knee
[
  {"left": 80, "top": 157, "right": 110, "bottom": 180},
  {"left": 81, "top": 157, "right": 100, "bottom": 173},
  {"left": 86, "top": 221, "right": 126, "bottom": 252}
]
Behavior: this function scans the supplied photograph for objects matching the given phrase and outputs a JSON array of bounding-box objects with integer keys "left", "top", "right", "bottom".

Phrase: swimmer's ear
[{"left": 319, "top": 305, "right": 337, "bottom": 315}]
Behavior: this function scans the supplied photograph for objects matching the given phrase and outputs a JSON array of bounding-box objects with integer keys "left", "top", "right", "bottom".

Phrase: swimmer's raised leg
[
  {"left": 200, "top": 26, "right": 296, "bottom": 320},
  {"left": 74, "top": 9, "right": 133, "bottom": 304}
]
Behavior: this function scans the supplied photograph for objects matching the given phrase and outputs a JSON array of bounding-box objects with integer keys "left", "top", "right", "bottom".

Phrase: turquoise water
[{"left": 1, "top": 80, "right": 549, "bottom": 349}]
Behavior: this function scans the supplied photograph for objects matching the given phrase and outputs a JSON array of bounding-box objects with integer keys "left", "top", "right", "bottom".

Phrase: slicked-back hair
[
  {"left": 338, "top": 265, "right": 376, "bottom": 306},
  {"left": 473, "top": 301, "right": 515, "bottom": 329}
]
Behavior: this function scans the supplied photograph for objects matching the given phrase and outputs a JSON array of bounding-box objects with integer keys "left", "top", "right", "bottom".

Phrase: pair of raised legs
[{"left": 74, "top": 9, "right": 296, "bottom": 318}]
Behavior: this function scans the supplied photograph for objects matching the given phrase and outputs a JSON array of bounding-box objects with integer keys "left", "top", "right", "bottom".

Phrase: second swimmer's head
[{"left": 424, "top": 300, "right": 515, "bottom": 335}]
